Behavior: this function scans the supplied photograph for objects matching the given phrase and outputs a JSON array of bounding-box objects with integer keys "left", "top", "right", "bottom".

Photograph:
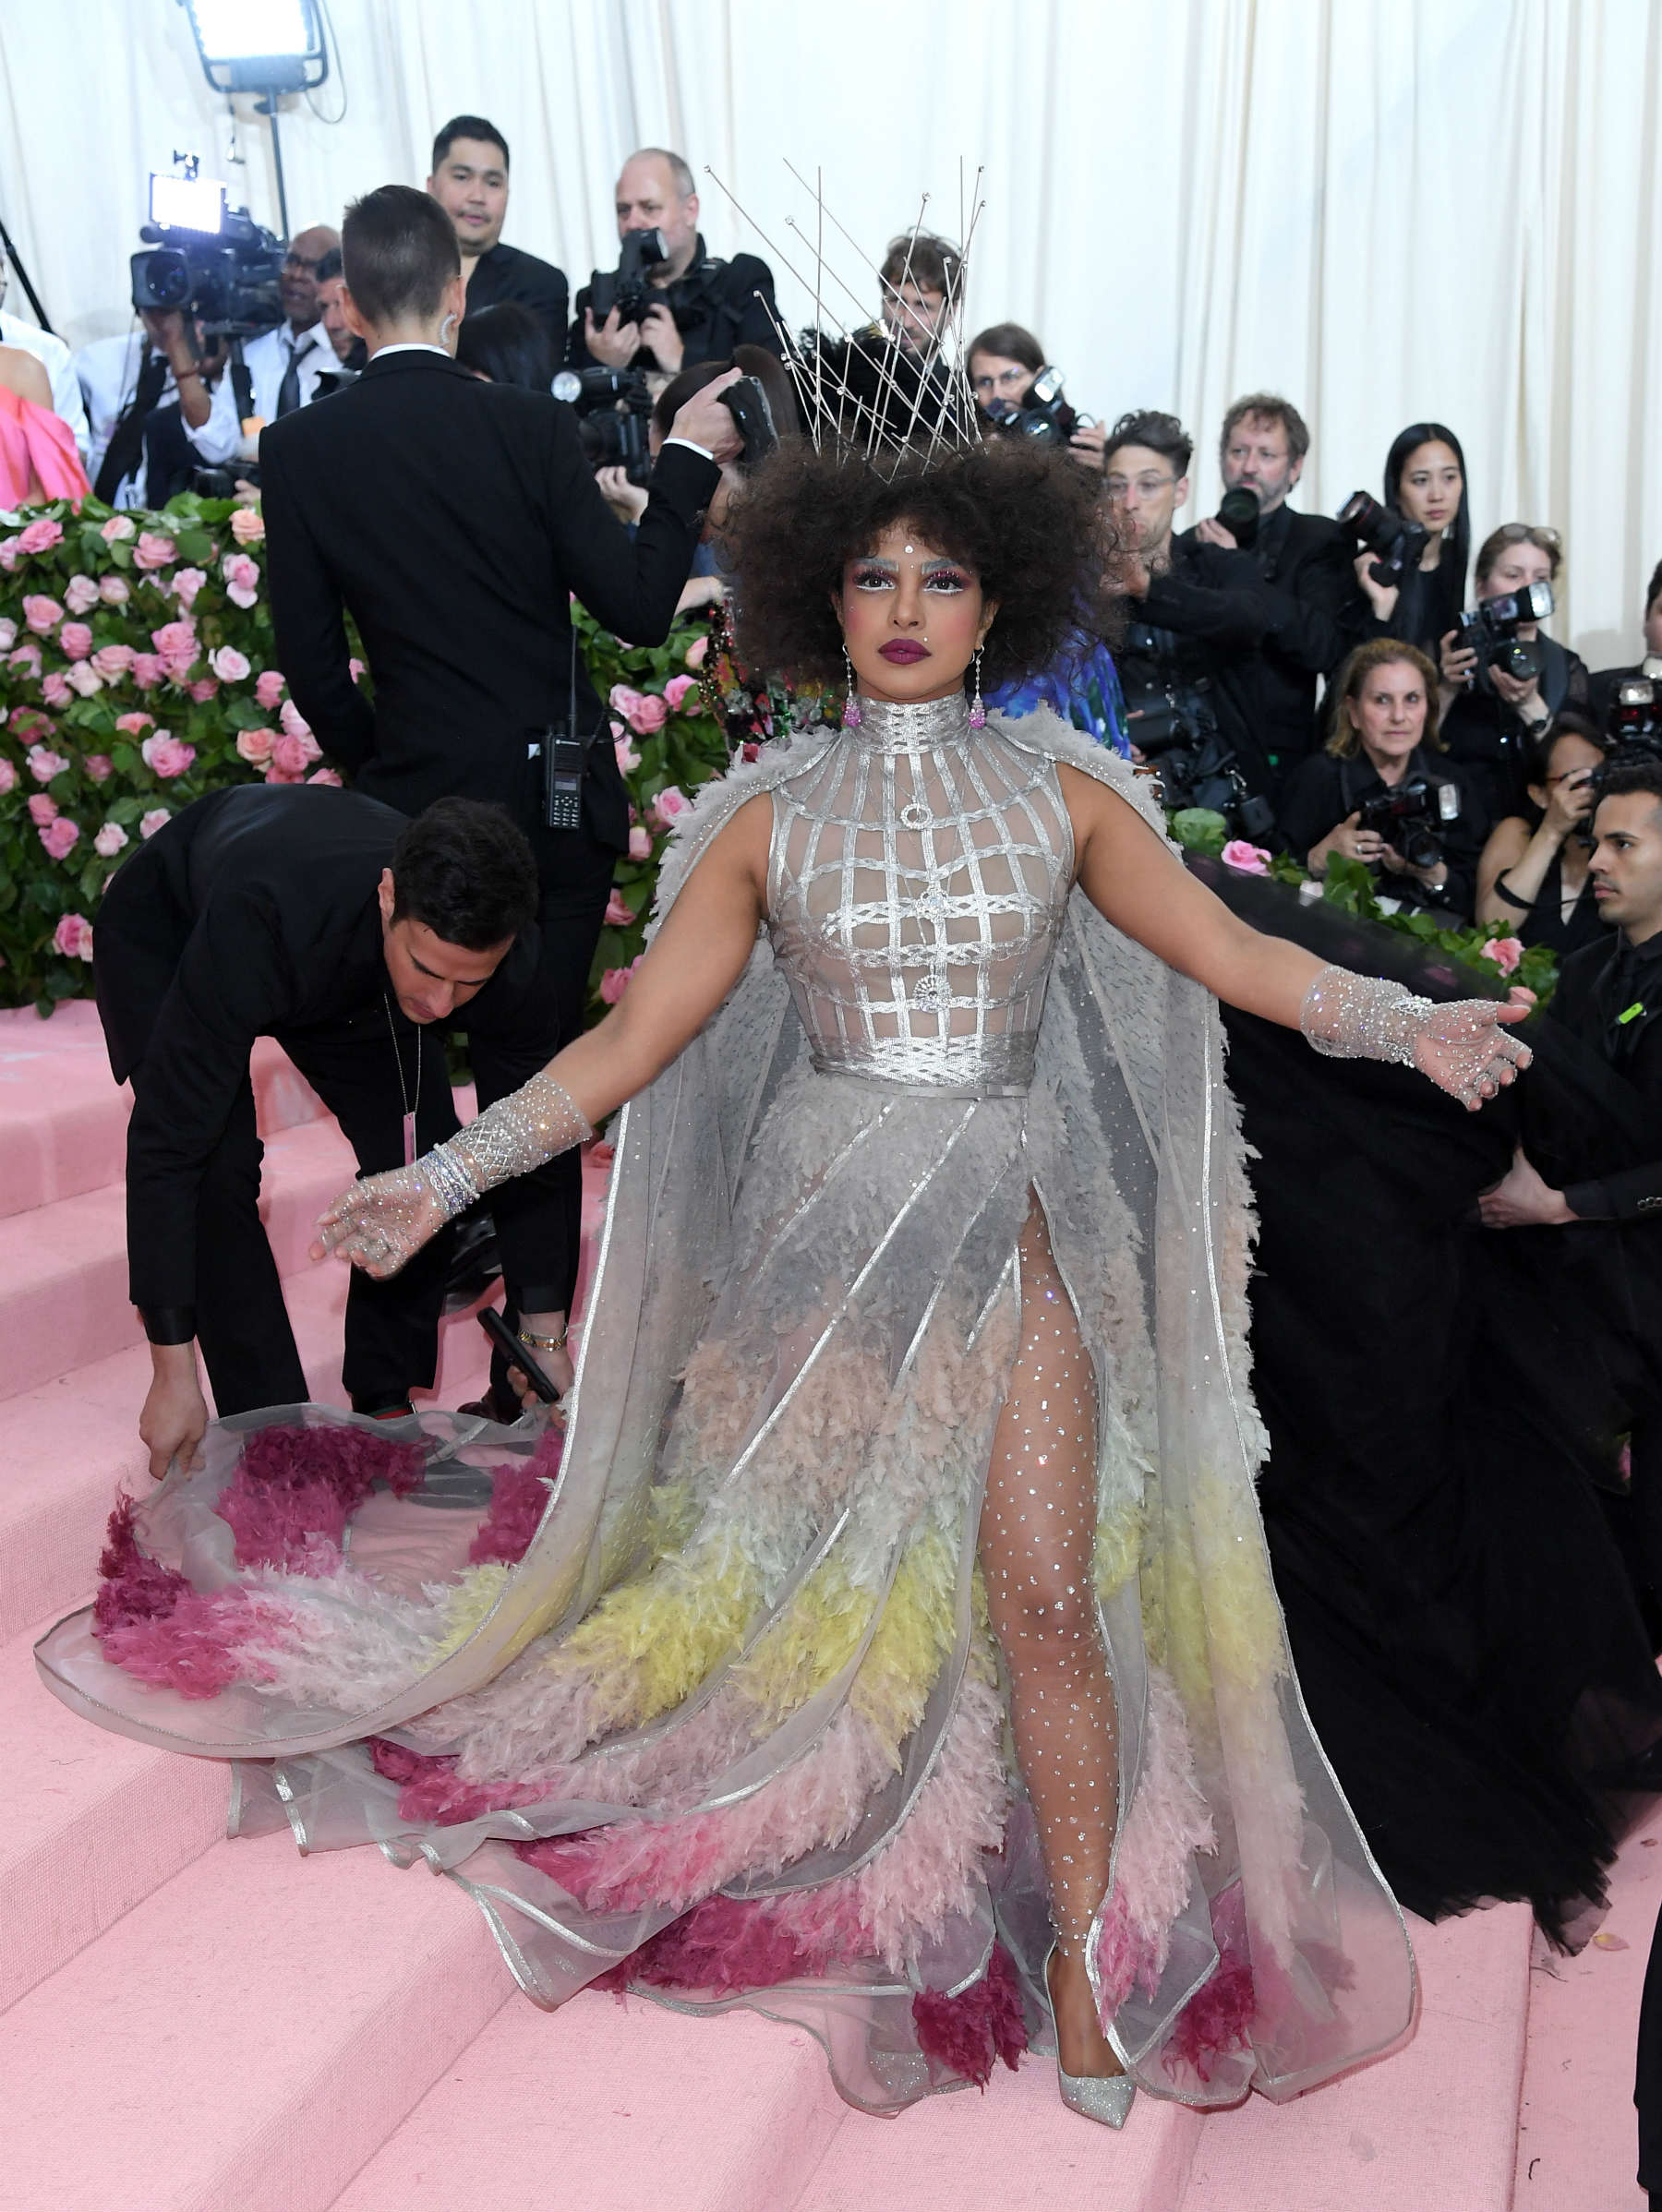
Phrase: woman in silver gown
[{"left": 39, "top": 439, "right": 1530, "bottom": 2126}]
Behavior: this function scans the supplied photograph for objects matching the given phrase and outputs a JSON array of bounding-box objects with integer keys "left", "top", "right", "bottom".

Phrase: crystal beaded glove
[
  {"left": 314, "top": 1074, "right": 594, "bottom": 1279},
  {"left": 1299, "top": 965, "right": 1531, "bottom": 1110}
]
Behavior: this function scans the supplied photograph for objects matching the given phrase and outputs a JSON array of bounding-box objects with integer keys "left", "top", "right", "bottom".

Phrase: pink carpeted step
[
  {"left": 1177, "top": 1904, "right": 1534, "bottom": 2212},
  {"left": 330, "top": 1991, "right": 853, "bottom": 2212},
  {"left": 0, "top": 1004, "right": 328, "bottom": 1220},
  {"left": 0, "top": 1831, "right": 512, "bottom": 2212},
  {"left": 0, "top": 1606, "right": 227, "bottom": 2014},
  {"left": 0, "top": 1115, "right": 359, "bottom": 1401}
]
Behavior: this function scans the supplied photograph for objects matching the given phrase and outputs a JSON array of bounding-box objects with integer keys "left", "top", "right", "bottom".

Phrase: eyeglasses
[
  {"left": 283, "top": 251, "right": 327, "bottom": 274},
  {"left": 1104, "top": 474, "right": 1176, "bottom": 499}
]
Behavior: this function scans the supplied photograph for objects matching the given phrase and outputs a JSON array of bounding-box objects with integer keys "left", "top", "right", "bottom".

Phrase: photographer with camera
[
  {"left": 1279, "top": 639, "right": 1487, "bottom": 919},
  {"left": 1103, "top": 410, "right": 1280, "bottom": 820},
  {"left": 184, "top": 222, "right": 340, "bottom": 470},
  {"left": 569, "top": 149, "right": 780, "bottom": 379},
  {"left": 877, "top": 232, "right": 961, "bottom": 358},
  {"left": 967, "top": 322, "right": 1104, "bottom": 469},
  {"left": 1439, "top": 523, "right": 1591, "bottom": 824},
  {"left": 426, "top": 114, "right": 567, "bottom": 357},
  {"left": 1475, "top": 712, "right": 1608, "bottom": 956},
  {"left": 1590, "top": 558, "right": 1662, "bottom": 738},
  {"left": 1342, "top": 422, "right": 1471, "bottom": 660},
  {"left": 312, "top": 249, "right": 367, "bottom": 391}
]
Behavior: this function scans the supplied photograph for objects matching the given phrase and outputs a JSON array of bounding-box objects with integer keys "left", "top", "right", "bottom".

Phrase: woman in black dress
[{"left": 1475, "top": 712, "right": 1609, "bottom": 956}]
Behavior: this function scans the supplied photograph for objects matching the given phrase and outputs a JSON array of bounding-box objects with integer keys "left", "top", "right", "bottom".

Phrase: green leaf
[
  {"left": 174, "top": 529, "right": 213, "bottom": 566},
  {"left": 1168, "top": 808, "right": 1229, "bottom": 857}
]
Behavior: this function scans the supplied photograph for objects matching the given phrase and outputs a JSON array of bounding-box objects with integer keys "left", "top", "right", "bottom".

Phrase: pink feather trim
[
  {"left": 367, "top": 1736, "right": 544, "bottom": 1824},
  {"left": 468, "top": 1432, "right": 561, "bottom": 1567},
  {"left": 217, "top": 1422, "right": 426, "bottom": 1570},
  {"left": 910, "top": 1942, "right": 1027, "bottom": 2087},
  {"left": 92, "top": 1494, "right": 264, "bottom": 1697}
]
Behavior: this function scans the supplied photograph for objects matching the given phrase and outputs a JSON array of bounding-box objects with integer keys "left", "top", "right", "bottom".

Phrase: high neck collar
[{"left": 846, "top": 691, "right": 972, "bottom": 753}]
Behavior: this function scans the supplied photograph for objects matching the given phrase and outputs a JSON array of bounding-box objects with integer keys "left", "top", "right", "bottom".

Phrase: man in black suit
[
  {"left": 1590, "top": 557, "right": 1662, "bottom": 737},
  {"left": 1177, "top": 392, "right": 1353, "bottom": 797},
  {"left": 96, "top": 787, "right": 558, "bottom": 1476},
  {"left": 259, "top": 183, "right": 742, "bottom": 1415},
  {"left": 428, "top": 114, "right": 568, "bottom": 360}
]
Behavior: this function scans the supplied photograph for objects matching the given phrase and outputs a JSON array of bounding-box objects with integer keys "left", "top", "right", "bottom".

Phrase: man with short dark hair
[
  {"left": 568, "top": 146, "right": 780, "bottom": 375},
  {"left": 427, "top": 113, "right": 567, "bottom": 357},
  {"left": 877, "top": 232, "right": 962, "bottom": 357},
  {"left": 96, "top": 786, "right": 560, "bottom": 1475},
  {"left": 1590, "top": 558, "right": 1662, "bottom": 737}
]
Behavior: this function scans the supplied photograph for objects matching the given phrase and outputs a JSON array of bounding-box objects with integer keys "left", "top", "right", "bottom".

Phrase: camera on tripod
[
  {"left": 1338, "top": 490, "right": 1430, "bottom": 587},
  {"left": 984, "top": 366, "right": 1079, "bottom": 447},
  {"left": 553, "top": 365, "right": 656, "bottom": 486},
  {"left": 1454, "top": 582, "right": 1554, "bottom": 685},
  {"left": 588, "top": 227, "right": 669, "bottom": 327},
  {"left": 1354, "top": 776, "right": 1462, "bottom": 872},
  {"left": 129, "top": 170, "right": 283, "bottom": 336}
]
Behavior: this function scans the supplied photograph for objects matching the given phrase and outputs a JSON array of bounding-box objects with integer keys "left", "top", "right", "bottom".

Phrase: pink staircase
[{"left": 0, "top": 1001, "right": 1645, "bottom": 2211}]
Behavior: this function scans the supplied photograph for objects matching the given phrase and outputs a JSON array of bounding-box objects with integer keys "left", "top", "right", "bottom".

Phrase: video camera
[
  {"left": 554, "top": 364, "right": 656, "bottom": 486},
  {"left": 1338, "top": 490, "right": 1430, "bottom": 587},
  {"left": 129, "top": 170, "right": 283, "bottom": 337},
  {"left": 1354, "top": 775, "right": 1462, "bottom": 873},
  {"left": 588, "top": 227, "right": 670, "bottom": 328},
  {"left": 1454, "top": 582, "right": 1554, "bottom": 685},
  {"left": 984, "top": 366, "right": 1079, "bottom": 448}
]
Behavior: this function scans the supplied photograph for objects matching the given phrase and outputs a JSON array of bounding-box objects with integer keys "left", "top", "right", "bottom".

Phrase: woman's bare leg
[{"left": 979, "top": 1199, "right": 1122, "bottom": 2077}]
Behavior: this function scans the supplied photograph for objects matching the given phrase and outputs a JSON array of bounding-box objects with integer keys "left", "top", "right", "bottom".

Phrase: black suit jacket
[
  {"left": 259, "top": 349, "right": 717, "bottom": 857},
  {"left": 464, "top": 241, "right": 569, "bottom": 359},
  {"left": 1548, "top": 930, "right": 1662, "bottom": 1222},
  {"left": 567, "top": 238, "right": 783, "bottom": 373}
]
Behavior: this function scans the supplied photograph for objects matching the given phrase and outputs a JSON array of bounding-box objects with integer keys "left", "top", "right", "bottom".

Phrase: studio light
[{"left": 182, "top": 0, "right": 328, "bottom": 93}]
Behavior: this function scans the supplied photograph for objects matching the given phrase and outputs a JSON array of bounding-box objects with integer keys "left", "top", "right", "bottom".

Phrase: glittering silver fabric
[
  {"left": 1299, "top": 962, "right": 1530, "bottom": 1105},
  {"left": 766, "top": 693, "right": 1072, "bottom": 1098}
]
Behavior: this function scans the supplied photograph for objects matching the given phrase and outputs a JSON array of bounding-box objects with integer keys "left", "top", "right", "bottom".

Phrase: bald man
[
  {"left": 187, "top": 222, "right": 343, "bottom": 468},
  {"left": 567, "top": 147, "right": 780, "bottom": 377}
]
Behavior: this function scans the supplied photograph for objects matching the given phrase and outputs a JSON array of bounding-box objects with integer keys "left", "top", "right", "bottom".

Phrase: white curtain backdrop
[{"left": 0, "top": 0, "right": 1656, "bottom": 656}]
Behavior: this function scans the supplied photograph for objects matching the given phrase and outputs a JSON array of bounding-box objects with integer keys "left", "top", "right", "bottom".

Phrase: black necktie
[
  {"left": 94, "top": 349, "right": 171, "bottom": 504},
  {"left": 275, "top": 333, "right": 304, "bottom": 417}
]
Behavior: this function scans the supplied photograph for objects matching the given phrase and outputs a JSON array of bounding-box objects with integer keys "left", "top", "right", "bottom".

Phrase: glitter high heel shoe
[{"left": 1045, "top": 1944, "right": 1136, "bottom": 2128}]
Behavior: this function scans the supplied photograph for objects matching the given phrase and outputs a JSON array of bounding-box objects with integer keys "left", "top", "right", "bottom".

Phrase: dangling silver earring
[
  {"left": 968, "top": 645, "right": 986, "bottom": 728},
  {"left": 842, "top": 647, "right": 862, "bottom": 728}
]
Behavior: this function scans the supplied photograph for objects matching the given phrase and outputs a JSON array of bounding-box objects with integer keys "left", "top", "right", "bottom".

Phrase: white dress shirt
[
  {"left": 188, "top": 319, "right": 333, "bottom": 465},
  {"left": 0, "top": 309, "right": 91, "bottom": 462}
]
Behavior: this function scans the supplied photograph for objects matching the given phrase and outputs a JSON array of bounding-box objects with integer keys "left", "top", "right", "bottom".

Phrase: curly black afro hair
[{"left": 718, "top": 437, "right": 1126, "bottom": 691}]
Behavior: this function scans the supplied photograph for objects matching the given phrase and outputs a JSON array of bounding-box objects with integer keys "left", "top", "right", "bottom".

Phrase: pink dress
[{"left": 0, "top": 382, "right": 89, "bottom": 506}]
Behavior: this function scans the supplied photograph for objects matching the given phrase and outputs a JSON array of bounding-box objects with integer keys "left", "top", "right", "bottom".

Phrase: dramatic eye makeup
[{"left": 848, "top": 559, "right": 973, "bottom": 594}]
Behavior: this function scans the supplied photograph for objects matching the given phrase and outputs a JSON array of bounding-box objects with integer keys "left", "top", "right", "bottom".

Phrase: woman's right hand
[
  {"left": 1541, "top": 765, "right": 1596, "bottom": 843},
  {"left": 1439, "top": 628, "right": 1479, "bottom": 688}
]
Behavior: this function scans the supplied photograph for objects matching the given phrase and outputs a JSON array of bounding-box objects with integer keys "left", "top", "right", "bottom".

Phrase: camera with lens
[
  {"left": 553, "top": 364, "right": 656, "bottom": 487},
  {"left": 1354, "top": 775, "right": 1462, "bottom": 873},
  {"left": 1454, "top": 581, "right": 1555, "bottom": 685},
  {"left": 1124, "top": 664, "right": 1276, "bottom": 842},
  {"left": 588, "top": 227, "right": 670, "bottom": 328},
  {"left": 1338, "top": 490, "right": 1430, "bottom": 587},
  {"left": 984, "top": 366, "right": 1079, "bottom": 448},
  {"left": 129, "top": 171, "right": 283, "bottom": 336},
  {"left": 1214, "top": 486, "right": 1260, "bottom": 551},
  {"left": 1605, "top": 675, "right": 1662, "bottom": 751}
]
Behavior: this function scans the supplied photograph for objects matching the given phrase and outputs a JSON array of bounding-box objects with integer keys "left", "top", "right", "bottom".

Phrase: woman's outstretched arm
[{"left": 311, "top": 796, "right": 772, "bottom": 1275}]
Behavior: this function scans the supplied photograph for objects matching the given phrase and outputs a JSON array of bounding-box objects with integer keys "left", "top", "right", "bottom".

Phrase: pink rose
[
  {"left": 741, "top": 740, "right": 762, "bottom": 762},
  {"left": 254, "top": 669, "right": 286, "bottom": 711},
  {"left": 186, "top": 678, "right": 219, "bottom": 703},
  {"left": 627, "top": 824, "right": 653, "bottom": 861},
  {"left": 279, "top": 699, "right": 312, "bottom": 741},
  {"left": 604, "top": 889, "right": 636, "bottom": 927},
  {"left": 210, "top": 645, "right": 250, "bottom": 682},
  {"left": 663, "top": 674, "right": 697, "bottom": 713},
  {"left": 171, "top": 567, "right": 208, "bottom": 610},
  {"left": 230, "top": 505, "right": 265, "bottom": 546},
  {"left": 0, "top": 759, "right": 14, "bottom": 795},
  {"left": 683, "top": 633, "right": 709, "bottom": 669},
  {"left": 150, "top": 619, "right": 198, "bottom": 662},
  {"left": 53, "top": 913, "right": 94, "bottom": 961},
  {"left": 41, "top": 671, "right": 72, "bottom": 708},
  {"left": 270, "top": 732, "right": 310, "bottom": 778},
  {"left": 650, "top": 784, "right": 691, "bottom": 829},
  {"left": 94, "top": 822, "right": 129, "bottom": 858},
  {"left": 114, "top": 711, "right": 155, "bottom": 737},
  {"left": 66, "top": 661, "right": 104, "bottom": 698},
  {"left": 1220, "top": 840, "right": 1272, "bottom": 875},
  {"left": 599, "top": 958, "right": 642, "bottom": 1004},
  {"left": 626, "top": 692, "right": 669, "bottom": 737},
  {"left": 58, "top": 620, "right": 94, "bottom": 661},
  {"left": 101, "top": 515, "right": 138, "bottom": 543},
  {"left": 27, "top": 745, "right": 69, "bottom": 783},
  {"left": 63, "top": 574, "right": 100, "bottom": 616},
  {"left": 40, "top": 815, "right": 80, "bottom": 860},
  {"left": 164, "top": 655, "right": 198, "bottom": 685},
  {"left": 17, "top": 517, "right": 63, "bottom": 555},
  {"left": 129, "top": 653, "right": 163, "bottom": 690},
  {"left": 84, "top": 754, "right": 113, "bottom": 782},
  {"left": 7, "top": 641, "right": 42, "bottom": 677},
  {"left": 0, "top": 537, "right": 19, "bottom": 571},
  {"left": 349, "top": 657, "right": 366, "bottom": 685},
  {"left": 235, "top": 727, "right": 276, "bottom": 765},
  {"left": 98, "top": 574, "right": 130, "bottom": 607},
  {"left": 223, "top": 552, "right": 260, "bottom": 607},
  {"left": 138, "top": 809, "right": 171, "bottom": 839},
  {"left": 140, "top": 733, "right": 196, "bottom": 779},
  {"left": 90, "top": 643, "right": 135, "bottom": 681},
  {"left": 134, "top": 531, "right": 176, "bottom": 571},
  {"left": 27, "top": 795, "right": 58, "bottom": 825},
  {"left": 1479, "top": 935, "right": 1525, "bottom": 977},
  {"left": 23, "top": 595, "right": 64, "bottom": 635},
  {"left": 264, "top": 759, "right": 305, "bottom": 785},
  {"left": 0, "top": 618, "right": 14, "bottom": 651},
  {"left": 614, "top": 732, "right": 641, "bottom": 775},
  {"left": 306, "top": 766, "right": 343, "bottom": 787},
  {"left": 608, "top": 683, "right": 645, "bottom": 723}
]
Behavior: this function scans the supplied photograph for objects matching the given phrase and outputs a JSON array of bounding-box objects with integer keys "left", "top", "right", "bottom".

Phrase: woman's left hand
[
  {"left": 310, "top": 1164, "right": 452, "bottom": 1277},
  {"left": 1353, "top": 550, "right": 1400, "bottom": 621},
  {"left": 1414, "top": 999, "right": 1533, "bottom": 1111}
]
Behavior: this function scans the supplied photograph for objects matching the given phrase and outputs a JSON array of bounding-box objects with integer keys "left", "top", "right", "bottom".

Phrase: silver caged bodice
[{"left": 767, "top": 694, "right": 1075, "bottom": 1096}]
